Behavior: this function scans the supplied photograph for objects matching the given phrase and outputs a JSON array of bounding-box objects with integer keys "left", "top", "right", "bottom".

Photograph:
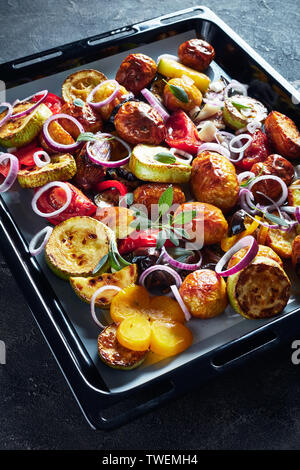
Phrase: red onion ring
[
  {"left": 170, "top": 148, "right": 193, "bottom": 165},
  {"left": 248, "top": 175, "right": 288, "bottom": 208},
  {"left": 215, "top": 235, "right": 258, "bottom": 277},
  {"left": 197, "top": 142, "right": 231, "bottom": 159},
  {"left": 141, "top": 88, "right": 170, "bottom": 122},
  {"left": 238, "top": 171, "right": 255, "bottom": 185},
  {"left": 86, "top": 80, "right": 120, "bottom": 110},
  {"left": 161, "top": 246, "right": 202, "bottom": 271},
  {"left": 247, "top": 120, "right": 262, "bottom": 134},
  {"left": 0, "top": 102, "right": 13, "bottom": 128},
  {"left": 86, "top": 132, "right": 131, "bottom": 167},
  {"left": 29, "top": 226, "right": 53, "bottom": 256},
  {"left": 229, "top": 134, "right": 252, "bottom": 154},
  {"left": 90, "top": 285, "right": 122, "bottom": 329},
  {"left": 224, "top": 80, "right": 248, "bottom": 98},
  {"left": 12, "top": 90, "right": 48, "bottom": 119},
  {"left": 0, "top": 153, "right": 19, "bottom": 192},
  {"left": 31, "top": 181, "right": 72, "bottom": 218},
  {"left": 42, "top": 113, "right": 84, "bottom": 152},
  {"left": 139, "top": 264, "right": 182, "bottom": 289},
  {"left": 33, "top": 150, "right": 51, "bottom": 168},
  {"left": 170, "top": 285, "right": 191, "bottom": 322},
  {"left": 282, "top": 206, "right": 300, "bottom": 224}
]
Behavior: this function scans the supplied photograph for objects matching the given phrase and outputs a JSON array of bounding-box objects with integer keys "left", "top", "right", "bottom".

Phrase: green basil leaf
[
  {"left": 263, "top": 212, "right": 289, "bottom": 227},
  {"left": 158, "top": 186, "right": 174, "bottom": 217},
  {"left": 156, "top": 229, "right": 167, "bottom": 250},
  {"left": 169, "top": 84, "right": 189, "bottom": 103},
  {"left": 154, "top": 152, "right": 176, "bottom": 165},
  {"left": 119, "top": 192, "right": 134, "bottom": 207},
  {"left": 92, "top": 254, "right": 108, "bottom": 274},
  {"left": 173, "top": 209, "right": 196, "bottom": 226},
  {"left": 76, "top": 132, "right": 97, "bottom": 142},
  {"left": 168, "top": 229, "right": 180, "bottom": 247},
  {"left": 231, "top": 100, "right": 252, "bottom": 110},
  {"left": 73, "top": 98, "right": 85, "bottom": 108}
]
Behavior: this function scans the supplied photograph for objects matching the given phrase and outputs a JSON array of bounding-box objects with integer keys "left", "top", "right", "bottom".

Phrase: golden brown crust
[
  {"left": 114, "top": 101, "right": 166, "bottom": 145},
  {"left": 115, "top": 53, "right": 157, "bottom": 95},
  {"left": 59, "top": 102, "right": 102, "bottom": 136},
  {"left": 264, "top": 111, "right": 300, "bottom": 159},
  {"left": 179, "top": 269, "right": 227, "bottom": 318},
  {"left": 163, "top": 77, "right": 202, "bottom": 112},
  {"left": 190, "top": 151, "right": 239, "bottom": 213},
  {"left": 265, "top": 225, "right": 296, "bottom": 259},
  {"left": 292, "top": 235, "right": 300, "bottom": 277},
  {"left": 133, "top": 183, "right": 185, "bottom": 215},
  {"left": 228, "top": 245, "right": 283, "bottom": 269},
  {"left": 178, "top": 39, "right": 215, "bottom": 72},
  {"left": 288, "top": 179, "right": 300, "bottom": 207}
]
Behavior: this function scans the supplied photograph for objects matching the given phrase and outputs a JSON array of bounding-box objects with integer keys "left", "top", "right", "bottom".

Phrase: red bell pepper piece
[
  {"left": 118, "top": 229, "right": 174, "bottom": 255},
  {"left": 165, "top": 110, "right": 201, "bottom": 154},
  {"left": 35, "top": 182, "right": 97, "bottom": 225},
  {"left": 95, "top": 180, "right": 128, "bottom": 197},
  {"left": 32, "top": 92, "right": 63, "bottom": 115},
  {"left": 236, "top": 129, "right": 271, "bottom": 170},
  {"left": 0, "top": 140, "right": 44, "bottom": 177}
]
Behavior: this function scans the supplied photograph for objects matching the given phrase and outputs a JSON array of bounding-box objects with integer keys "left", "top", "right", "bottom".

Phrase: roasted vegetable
[
  {"left": 227, "top": 256, "right": 291, "bottom": 319},
  {"left": 97, "top": 323, "right": 148, "bottom": 370},
  {"left": 117, "top": 314, "right": 152, "bottom": 351},
  {"left": 221, "top": 216, "right": 261, "bottom": 252},
  {"left": 227, "top": 244, "right": 283, "bottom": 269},
  {"left": 150, "top": 320, "right": 193, "bottom": 357},
  {"left": 288, "top": 179, "right": 300, "bottom": 207},
  {"left": 265, "top": 224, "right": 297, "bottom": 258},
  {"left": 265, "top": 111, "right": 300, "bottom": 160},
  {"left": 114, "top": 101, "right": 166, "bottom": 145},
  {"left": 178, "top": 39, "right": 215, "bottom": 72},
  {"left": 115, "top": 53, "right": 157, "bottom": 95},
  {"left": 94, "top": 206, "right": 135, "bottom": 239},
  {"left": 39, "top": 120, "right": 75, "bottom": 154},
  {"left": 223, "top": 95, "right": 267, "bottom": 130},
  {"left": 250, "top": 154, "right": 294, "bottom": 202},
  {"left": 92, "top": 82, "right": 129, "bottom": 121},
  {"left": 165, "top": 110, "right": 202, "bottom": 154},
  {"left": 179, "top": 269, "right": 227, "bottom": 318},
  {"left": 174, "top": 202, "right": 228, "bottom": 246},
  {"left": 163, "top": 77, "right": 202, "bottom": 112},
  {"left": 237, "top": 129, "right": 271, "bottom": 170},
  {"left": 133, "top": 182, "right": 186, "bottom": 215},
  {"left": 45, "top": 216, "right": 110, "bottom": 279},
  {"left": 0, "top": 103, "right": 52, "bottom": 148},
  {"left": 17, "top": 153, "right": 76, "bottom": 188},
  {"left": 61, "top": 69, "right": 107, "bottom": 102},
  {"left": 191, "top": 151, "right": 239, "bottom": 213},
  {"left": 157, "top": 57, "right": 210, "bottom": 92},
  {"left": 129, "top": 144, "right": 191, "bottom": 183},
  {"left": 59, "top": 102, "right": 102, "bottom": 134},
  {"left": 292, "top": 235, "right": 300, "bottom": 277},
  {"left": 70, "top": 264, "right": 138, "bottom": 308},
  {"left": 228, "top": 209, "right": 247, "bottom": 237},
  {"left": 73, "top": 143, "right": 106, "bottom": 191}
]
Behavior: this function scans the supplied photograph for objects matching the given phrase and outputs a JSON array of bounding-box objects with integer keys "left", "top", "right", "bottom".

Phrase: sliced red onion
[
  {"left": 139, "top": 264, "right": 182, "bottom": 289},
  {"left": 224, "top": 80, "right": 248, "bottom": 98},
  {"left": 86, "top": 80, "right": 120, "bottom": 110},
  {"left": 202, "top": 98, "right": 225, "bottom": 107},
  {"left": 0, "top": 102, "right": 13, "bottom": 128},
  {"left": 197, "top": 142, "right": 231, "bottom": 159},
  {"left": 29, "top": 226, "right": 53, "bottom": 256},
  {"left": 157, "top": 54, "right": 179, "bottom": 64},
  {"left": 229, "top": 134, "right": 252, "bottom": 154},
  {"left": 170, "top": 147, "right": 193, "bottom": 165},
  {"left": 0, "top": 153, "right": 19, "bottom": 192},
  {"left": 296, "top": 207, "right": 300, "bottom": 223},
  {"left": 12, "top": 90, "right": 48, "bottom": 119},
  {"left": 42, "top": 113, "right": 84, "bottom": 152},
  {"left": 33, "top": 150, "right": 51, "bottom": 168},
  {"left": 247, "top": 120, "right": 262, "bottom": 134},
  {"left": 161, "top": 246, "right": 202, "bottom": 271},
  {"left": 216, "top": 235, "right": 258, "bottom": 277},
  {"left": 248, "top": 175, "right": 288, "bottom": 208},
  {"left": 239, "top": 188, "right": 257, "bottom": 214},
  {"left": 31, "top": 181, "right": 72, "bottom": 218},
  {"left": 141, "top": 88, "right": 170, "bottom": 122},
  {"left": 86, "top": 132, "right": 131, "bottom": 167},
  {"left": 90, "top": 285, "right": 121, "bottom": 329},
  {"left": 238, "top": 171, "right": 255, "bottom": 185},
  {"left": 170, "top": 285, "right": 191, "bottom": 322}
]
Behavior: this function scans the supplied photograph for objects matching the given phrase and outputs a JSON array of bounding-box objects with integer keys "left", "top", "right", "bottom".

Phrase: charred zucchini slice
[
  {"left": 17, "top": 153, "right": 76, "bottom": 188},
  {"left": 62, "top": 69, "right": 107, "bottom": 102},
  {"left": 70, "top": 264, "right": 138, "bottom": 308},
  {"left": 223, "top": 95, "right": 267, "bottom": 130},
  {"left": 98, "top": 323, "right": 148, "bottom": 370},
  {"left": 227, "top": 256, "right": 291, "bottom": 319},
  {"left": 0, "top": 103, "right": 52, "bottom": 148},
  {"left": 45, "top": 216, "right": 111, "bottom": 279},
  {"left": 129, "top": 144, "right": 191, "bottom": 183}
]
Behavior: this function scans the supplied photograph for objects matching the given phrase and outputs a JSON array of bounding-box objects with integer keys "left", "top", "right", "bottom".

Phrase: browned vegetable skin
[
  {"left": 178, "top": 39, "right": 215, "bottom": 72},
  {"left": 133, "top": 183, "right": 186, "bottom": 215},
  {"left": 73, "top": 143, "right": 106, "bottom": 191},
  {"left": 292, "top": 236, "right": 300, "bottom": 277},
  {"left": 115, "top": 53, "right": 157, "bottom": 95},
  {"left": 264, "top": 111, "right": 300, "bottom": 159}
]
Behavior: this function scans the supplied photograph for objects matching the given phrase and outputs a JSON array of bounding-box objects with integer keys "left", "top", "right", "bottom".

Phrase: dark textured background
[{"left": 0, "top": 0, "right": 300, "bottom": 450}]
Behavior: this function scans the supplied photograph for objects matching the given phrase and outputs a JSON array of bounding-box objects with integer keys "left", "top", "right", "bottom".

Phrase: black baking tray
[{"left": 0, "top": 6, "right": 300, "bottom": 430}]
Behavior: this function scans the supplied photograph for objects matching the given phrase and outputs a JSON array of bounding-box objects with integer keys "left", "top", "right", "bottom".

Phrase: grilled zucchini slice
[
  {"left": 223, "top": 95, "right": 267, "bottom": 130},
  {"left": 70, "top": 264, "right": 138, "bottom": 308},
  {"left": 98, "top": 323, "right": 148, "bottom": 370},
  {"left": 129, "top": 144, "right": 191, "bottom": 183},
  {"left": 17, "top": 153, "right": 76, "bottom": 188},
  {"left": 227, "top": 256, "right": 291, "bottom": 319},
  {"left": 45, "top": 216, "right": 111, "bottom": 279},
  {"left": 62, "top": 69, "right": 107, "bottom": 102},
  {"left": 0, "top": 103, "right": 52, "bottom": 148}
]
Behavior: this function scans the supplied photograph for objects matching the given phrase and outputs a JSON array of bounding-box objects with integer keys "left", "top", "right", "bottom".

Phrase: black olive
[
  {"left": 228, "top": 209, "right": 247, "bottom": 236},
  {"left": 108, "top": 93, "right": 137, "bottom": 125}
]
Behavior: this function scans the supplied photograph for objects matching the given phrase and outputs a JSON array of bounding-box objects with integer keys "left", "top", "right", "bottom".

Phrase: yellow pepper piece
[
  {"left": 150, "top": 320, "right": 193, "bottom": 357},
  {"left": 157, "top": 58, "right": 210, "bottom": 93},
  {"left": 117, "top": 315, "right": 151, "bottom": 351},
  {"left": 221, "top": 217, "right": 261, "bottom": 252}
]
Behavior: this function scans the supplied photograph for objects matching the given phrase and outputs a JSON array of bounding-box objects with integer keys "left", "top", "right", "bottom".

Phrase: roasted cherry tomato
[
  {"left": 95, "top": 180, "right": 128, "bottom": 197},
  {"left": 237, "top": 129, "right": 271, "bottom": 170},
  {"left": 165, "top": 110, "right": 201, "bottom": 154},
  {"left": 32, "top": 92, "right": 63, "bottom": 114},
  {"left": 178, "top": 39, "right": 215, "bottom": 72},
  {"left": 0, "top": 140, "right": 44, "bottom": 176},
  {"left": 115, "top": 53, "right": 157, "bottom": 95},
  {"left": 118, "top": 229, "right": 173, "bottom": 255},
  {"left": 36, "top": 182, "right": 96, "bottom": 225},
  {"left": 59, "top": 102, "right": 102, "bottom": 135}
]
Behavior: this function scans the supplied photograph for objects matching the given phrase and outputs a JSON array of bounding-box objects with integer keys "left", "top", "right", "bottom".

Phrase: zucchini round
[
  {"left": 0, "top": 103, "right": 52, "bottom": 148},
  {"left": 45, "top": 216, "right": 111, "bottom": 279},
  {"left": 129, "top": 144, "right": 191, "bottom": 183},
  {"left": 17, "top": 153, "right": 76, "bottom": 188},
  {"left": 61, "top": 69, "right": 107, "bottom": 102},
  {"left": 223, "top": 95, "right": 267, "bottom": 130},
  {"left": 227, "top": 256, "right": 291, "bottom": 319},
  {"left": 98, "top": 323, "right": 148, "bottom": 370}
]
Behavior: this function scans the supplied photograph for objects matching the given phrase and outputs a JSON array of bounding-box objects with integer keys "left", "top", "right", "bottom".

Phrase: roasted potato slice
[
  {"left": 228, "top": 244, "right": 283, "bottom": 269},
  {"left": 292, "top": 235, "right": 300, "bottom": 277},
  {"left": 133, "top": 182, "right": 186, "bottom": 215},
  {"left": 70, "top": 264, "right": 138, "bottom": 308},
  {"left": 288, "top": 179, "right": 300, "bottom": 207},
  {"left": 265, "top": 224, "right": 297, "bottom": 258},
  {"left": 61, "top": 69, "right": 107, "bottom": 102},
  {"left": 265, "top": 111, "right": 300, "bottom": 159}
]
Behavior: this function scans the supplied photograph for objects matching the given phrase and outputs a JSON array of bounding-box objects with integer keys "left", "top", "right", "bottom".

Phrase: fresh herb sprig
[
  {"left": 163, "top": 79, "right": 189, "bottom": 103},
  {"left": 92, "top": 237, "right": 131, "bottom": 274}
]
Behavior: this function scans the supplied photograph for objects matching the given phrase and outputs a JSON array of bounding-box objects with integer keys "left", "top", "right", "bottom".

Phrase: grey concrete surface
[{"left": 0, "top": 0, "right": 300, "bottom": 450}]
